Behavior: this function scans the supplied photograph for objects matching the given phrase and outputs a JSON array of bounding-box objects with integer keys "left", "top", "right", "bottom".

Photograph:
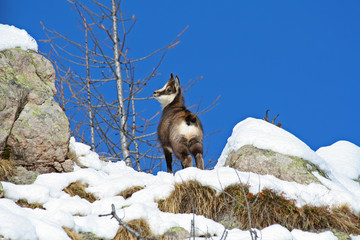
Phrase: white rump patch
[{"left": 178, "top": 121, "right": 201, "bottom": 140}]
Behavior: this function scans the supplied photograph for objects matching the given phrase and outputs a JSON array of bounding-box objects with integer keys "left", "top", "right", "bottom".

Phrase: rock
[
  {"left": 7, "top": 166, "right": 38, "bottom": 185},
  {"left": 162, "top": 227, "right": 190, "bottom": 240},
  {"left": 225, "top": 145, "right": 326, "bottom": 185},
  {"left": 78, "top": 232, "right": 101, "bottom": 240},
  {"left": 0, "top": 48, "right": 71, "bottom": 173},
  {"left": 62, "top": 159, "right": 74, "bottom": 172}
]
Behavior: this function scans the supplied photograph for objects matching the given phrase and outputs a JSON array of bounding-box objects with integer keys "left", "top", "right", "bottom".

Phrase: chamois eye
[{"left": 167, "top": 88, "right": 172, "bottom": 93}]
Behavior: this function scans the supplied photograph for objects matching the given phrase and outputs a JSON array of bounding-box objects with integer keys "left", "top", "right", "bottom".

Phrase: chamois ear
[
  {"left": 174, "top": 75, "right": 180, "bottom": 91},
  {"left": 170, "top": 73, "right": 175, "bottom": 79}
]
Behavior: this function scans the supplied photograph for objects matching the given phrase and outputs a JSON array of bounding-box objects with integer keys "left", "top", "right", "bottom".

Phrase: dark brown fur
[{"left": 154, "top": 74, "right": 204, "bottom": 173}]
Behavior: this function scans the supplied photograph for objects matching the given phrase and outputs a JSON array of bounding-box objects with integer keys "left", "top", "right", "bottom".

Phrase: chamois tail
[{"left": 185, "top": 111, "right": 197, "bottom": 126}]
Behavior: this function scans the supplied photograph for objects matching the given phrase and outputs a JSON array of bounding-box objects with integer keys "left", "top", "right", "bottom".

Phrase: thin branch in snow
[{"left": 99, "top": 204, "right": 159, "bottom": 240}]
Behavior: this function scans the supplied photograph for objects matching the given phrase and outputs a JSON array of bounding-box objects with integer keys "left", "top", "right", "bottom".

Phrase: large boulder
[
  {"left": 0, "top": 48, "right": 71, "bottom": 173},
  {"left": 224, "top": 145, "right": 327, "bottom": 185}
]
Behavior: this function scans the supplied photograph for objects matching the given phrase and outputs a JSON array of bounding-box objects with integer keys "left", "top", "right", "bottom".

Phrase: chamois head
[{"left": 153, "top": 73, "right": 181, "bottom": 108}]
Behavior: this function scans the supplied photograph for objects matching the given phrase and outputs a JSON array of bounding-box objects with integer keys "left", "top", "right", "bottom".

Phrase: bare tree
[{"left": 41, "top": 0, "right": 217, "bottom": 172}]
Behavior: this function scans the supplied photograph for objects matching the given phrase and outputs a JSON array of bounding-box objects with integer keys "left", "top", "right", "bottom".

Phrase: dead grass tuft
[
  {"left": 157, "top": 180, "right": 218, "bottom": 218},
  {"left": 16, "top": 199, "right": 44, "bottom": 210},
  {"left": 0, "top": 158, "right": 15, "bottom": 181},
  {"left": 118, "top": 186, "right": 144, "bottom": 199},
  {"left": 157, "top": 181, "right": 360, "bottom": 235},
  {"left": 63, "top": 227, "right": 82, "bottom": 240},
  {"left": 113, "top": 218, "right": 155, "bottom": 240},
  {"left": 63, "top": 181, "right": 97, "bottom": 203}
]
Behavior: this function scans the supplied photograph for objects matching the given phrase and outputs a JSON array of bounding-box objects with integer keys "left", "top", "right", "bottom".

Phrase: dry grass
[
  {"left": 16, "top": 199, "right": 44, "bottom": 209},
  {"left": 63, "top": 181, "right": 97, "bottom": 203},
  {"left": 157, "top": 181, "right": 360, "bottom": 235},
  {"left": 113, "top": 218, "right": 155, "bottom": 240},
  {"left": 0, "top": 158, "right": 15, "bottom": 181},
  {"left": 158, "top": 180, "right": 218, "bottom": 218},
  {"left": 63, "top": 227, "right": 82, "bottom": 240},
  {"left": 118, "top": 186, "right": 144, "bottom": 199}
]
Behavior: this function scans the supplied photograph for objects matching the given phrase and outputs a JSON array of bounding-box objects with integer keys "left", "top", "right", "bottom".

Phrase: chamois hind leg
[
  {"left": 173, "top": 140, "right": 193, "bottom": 169},
  {"left": 189, "top": 138, "right": 204, "bottom": 170},
  {"left": 163, "top": 147, "right": 173, "bottom": 173}
]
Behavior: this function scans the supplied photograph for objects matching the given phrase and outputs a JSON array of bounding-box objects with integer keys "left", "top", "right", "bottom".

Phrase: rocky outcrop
[
  {"left": 0, "top": 48, "right": 71, "bottom": 173},
  {"left": 224, "top": 145, "right": 327, "bottom": 185}
]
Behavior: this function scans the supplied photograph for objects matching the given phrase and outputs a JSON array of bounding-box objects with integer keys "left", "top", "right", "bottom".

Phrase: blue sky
[{"left": 2, "top": 1, "right": 360, "bottom": 170}]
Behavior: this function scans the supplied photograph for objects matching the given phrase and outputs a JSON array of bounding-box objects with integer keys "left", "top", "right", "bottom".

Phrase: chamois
[{"left": 154, "top": 74, "right": 204, "bottom": 173}]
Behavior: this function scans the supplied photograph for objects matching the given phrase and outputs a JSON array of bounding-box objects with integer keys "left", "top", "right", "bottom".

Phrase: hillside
[{"left": 1, "top": 118, "right": 360, "bottom": 240}]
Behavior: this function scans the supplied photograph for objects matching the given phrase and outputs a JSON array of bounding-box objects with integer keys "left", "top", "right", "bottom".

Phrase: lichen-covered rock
[
  {"left": 162, "top": 227, "right": 190, "bottom": 240},
  {"left": 7, "top": 166, "right": 38, "bottom": 185},
  {"left": 225, "top": 145, "right": 326, "bottom": 185},
  {"left": 0, "top": 48, "right": 71, "bottom": 173}
]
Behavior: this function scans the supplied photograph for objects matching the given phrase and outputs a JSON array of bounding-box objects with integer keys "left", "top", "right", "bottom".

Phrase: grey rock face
[
  {"left": 0, "top": 48, "right": 71, "bottom": 173},
  {"left": 225, "top": 145, "right": 325, "bottom": 185}
]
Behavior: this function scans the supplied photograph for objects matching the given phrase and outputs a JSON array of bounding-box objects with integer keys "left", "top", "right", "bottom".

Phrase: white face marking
[
  {"left": 155, "top": 94, "right": 177, "bottom": 108},
  {"left": 178, "top": 121, "right": 201, "bottom": 140},
  {"left": 154, "top": 81, "right": 177, "bottom": 108}
]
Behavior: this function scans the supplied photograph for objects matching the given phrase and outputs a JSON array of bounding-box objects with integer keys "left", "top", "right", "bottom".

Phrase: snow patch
[
  {"left": 1, "top": 121, "right": 360, "bottom": 239},
  {"left": 316, "top": 140, "right": 360, "bottom": 179},
  {"left": 0, "top": 24, "right": 38, "bottom": 51}
]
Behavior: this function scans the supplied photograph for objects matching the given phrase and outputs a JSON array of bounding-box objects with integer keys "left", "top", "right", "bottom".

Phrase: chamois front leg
[
  {"left": 189, "top": 138, "right": 204, "bottom": 170},
  {"left": 163, "top": 147, "right": 173, "bottom": 173}
]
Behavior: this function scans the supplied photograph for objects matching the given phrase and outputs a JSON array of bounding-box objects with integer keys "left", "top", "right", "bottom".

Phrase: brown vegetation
[
  {"left": 63, "top": 227, "right": 82, "bottom": 240},
  {"left": 157, "top": 181, "right": 360, "bottom": 235},
  {"left": 63, "top": 181, "right": 97, "bottom": 203},
  {"left": 16, "top": 199, "right": 44, "bottom": 210},
  {"left": 113, "top": 218, "right": 155, "bottom": 240},
  {"left": 118, "top": 186, "right": 144, "bottom": 199},
  {"left": 0, "top": 158, "right": 15, "bottom": 181}
]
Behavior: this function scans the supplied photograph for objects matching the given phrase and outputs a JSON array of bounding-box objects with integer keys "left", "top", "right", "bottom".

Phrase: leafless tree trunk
[
  {"left": 84, "top": 16, "right": 95, "bottom": 151},
  {"left": 111, "top": 0, "right": 130, "bottom": 165}
]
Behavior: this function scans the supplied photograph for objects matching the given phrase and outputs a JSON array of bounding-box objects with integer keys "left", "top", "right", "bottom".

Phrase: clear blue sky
[{"left": 2, "top": 1, "right": 360, "bottom": 168}]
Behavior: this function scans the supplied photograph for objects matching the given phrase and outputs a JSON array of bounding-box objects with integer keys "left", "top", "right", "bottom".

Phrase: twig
[{"left": 99, "top": 204, "right": 159, "bottom": 240}]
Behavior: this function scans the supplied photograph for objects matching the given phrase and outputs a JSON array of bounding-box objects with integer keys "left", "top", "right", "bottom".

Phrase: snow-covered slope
[
  {"left": 0, "top": 24, "right": 38, "bottom": 51},
  {"left": 1, "top": 118, "right": 360, "bottom": 240},
  {"left": 216, "top": 118, "right": 360, "bottom": 213},
  {"left": 317, "top": 140, "right": 360, "bottom": 179}
]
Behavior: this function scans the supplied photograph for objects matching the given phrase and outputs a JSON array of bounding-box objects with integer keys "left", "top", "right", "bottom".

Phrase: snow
[
  {"left": 316, "top": 140, "right": 360, "bottom": 179},
  {"left": 291, "top": 229, "right": 338, "bottom": 240},
  {"left": 0, "top": 24, "right": 38, "bottom": 51},
  {"left": 1, "top": 118, "right": 360, "bottom": 240}
]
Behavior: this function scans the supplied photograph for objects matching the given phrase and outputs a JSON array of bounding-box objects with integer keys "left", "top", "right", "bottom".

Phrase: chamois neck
[{"left": 166, "top": 91, "right": 185, "bottom": 109}]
